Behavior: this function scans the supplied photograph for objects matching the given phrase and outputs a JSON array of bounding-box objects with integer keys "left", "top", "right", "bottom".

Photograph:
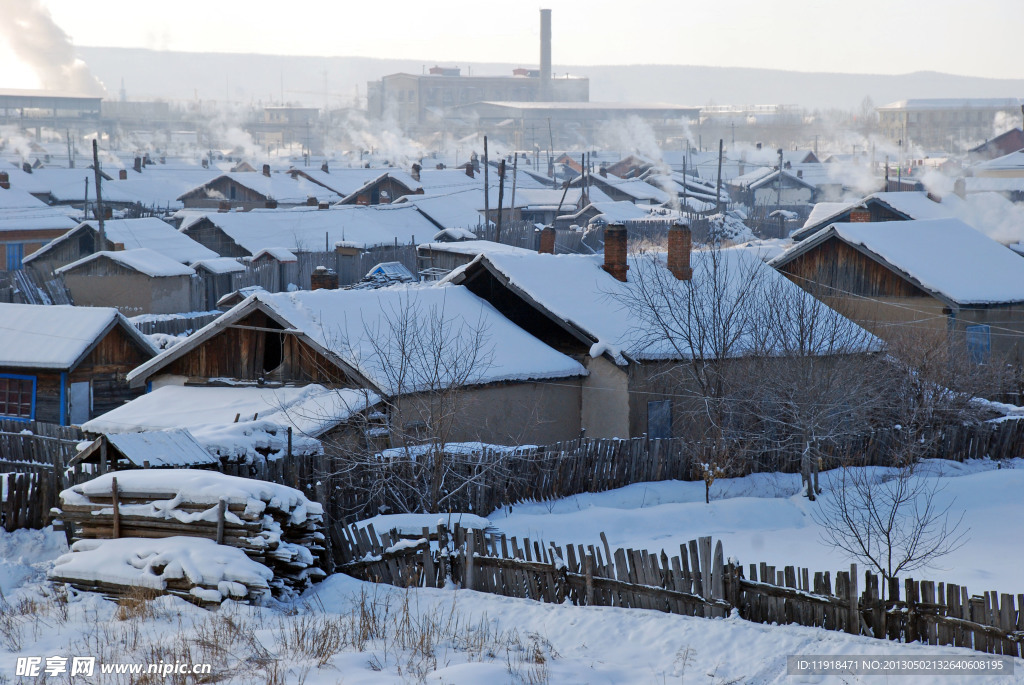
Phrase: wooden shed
[{"left": 0, "top": 303, "right": 156, "bottom": 426}]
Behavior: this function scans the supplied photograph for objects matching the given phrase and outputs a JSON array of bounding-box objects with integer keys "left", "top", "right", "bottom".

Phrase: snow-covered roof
[
  {"left": 418, "top": 240, "right": 536, "bottom": 257},
  {"left": 56, "top": 247, "right": 196, "bottom": 277},
  {"left": 252, "top": 286, "right": 587, "bottom": 393},
  {"left": 28, "top": 217, "right": 218, "bottom": 265},
  {"left": 0, "top": 206, "right": 77, "bottom": 234},
  {"left": 771, "top": 218, "right": 1024, "bottom": 305},
  {"left": 559, "top": 201, "right": 660, "bottom": 225},
  {"left": 590, "top": 176, "right": 671, "bottom": 204},
  {"left": 0, "top": 303, "right": 154, "bottom": 370},
  {"left": 394, "top": 189, "right": 489, "bottom": 230},
  {"left": 186, "top": 204, "right": 439, "bottom": 253},
  {"left": 729, "top": 167, "right": 815, "bottom": 191},
  {"left": 252, "top": 246, "right": 298, "bottom": 263},
  {"left": 75, "top": 428, "right": 218, "bottom": 468},
  {"left": 191, "top": 257, "right": 246, "bottom": 274},
  {"left": 792, "top": 192, "right": 952, "bottom": 241},
  {"left": 83, "top": 384, "right": 377, "bottom": 460},
  {"left": 178, "top": 172, "right": 342, "bottom": 204},
  {"left": 973, "top": 149, "right": 1024, "bottom": 172},
  {"left": 0, "top": 187, "right": 48, "bottom": 209},
  {"left": 446, "top": 250, "right": 875, "bottom": 363},
  {"left": 127, "top": 285, "right": 587, "bottom": 394}
]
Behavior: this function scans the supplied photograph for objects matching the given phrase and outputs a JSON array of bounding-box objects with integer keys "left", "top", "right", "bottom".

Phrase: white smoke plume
[{"left": 0, "top": 0, "right": 106, "bottom": 96}]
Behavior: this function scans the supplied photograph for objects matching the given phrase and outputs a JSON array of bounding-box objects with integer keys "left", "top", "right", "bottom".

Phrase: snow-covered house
[
  {"left": 119, "top": 285, "right": 588, "bottom": 448},
  {"left": 727, "top": 168, "right": 817, "bottom": 208},
  {"left": 0, "top": 303, "right": 156, "bottom": 425},
  {"left": 56, "top": 248, "right": 196, "bottom": 315},
  {"left": 180, "top": 204, "right": 439, "bottom": 258},
  {"left": 23, "top": 217, "right": 219, "bottom": 274},
  {"left": 770, "top": 217, "right": 1024, "bottom": 360},
  {"left": 0, "top": 187, "right": 78, "bottom": 270},
  {"left": 791, "top": 191, "right": 954, "bottom": 241},
  {"left": 177, "top": 170, "right": 342, "bottom": 210},
  {"left": 444, "top": 231, "right": 874, "bottom": 439}
]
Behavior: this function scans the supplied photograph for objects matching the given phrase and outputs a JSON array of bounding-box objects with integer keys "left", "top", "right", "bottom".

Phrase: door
[{"left": 69, "top": 381, "right": 92, "bottom": 425}]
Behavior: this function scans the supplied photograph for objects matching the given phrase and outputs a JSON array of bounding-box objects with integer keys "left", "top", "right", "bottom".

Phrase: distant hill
[{"left": 77, "top": 46, "right": 1024, "bottom": 112}]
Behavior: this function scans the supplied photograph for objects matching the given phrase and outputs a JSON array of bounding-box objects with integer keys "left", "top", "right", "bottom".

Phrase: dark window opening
[
  {"left": 78, "top": 232, "right": 95, "bottom": 255},
  {"left": 263, "top": 332, "right": 283, "bottom": 372}
]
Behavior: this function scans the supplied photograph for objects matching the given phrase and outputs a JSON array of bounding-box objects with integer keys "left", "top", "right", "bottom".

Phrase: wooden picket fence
[
  {"left": 0, "top": 420, "right": 90, "bottom": 531},
  {"left": 338, "top": 522, "right": 1024, "bottom": 658}
]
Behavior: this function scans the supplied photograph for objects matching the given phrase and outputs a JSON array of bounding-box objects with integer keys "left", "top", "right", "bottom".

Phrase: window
[
  {"left": 5, "top": 243, "right": 24, "bottom": 271},
  {"left": 647, "top": 400, "right": 673, "bottom": 440},
  {"left": 0, "top": 374, "right": 35, "bottom": 421},
  {"left": 966, "top": 324, "right": 991, "bottom": 364}
]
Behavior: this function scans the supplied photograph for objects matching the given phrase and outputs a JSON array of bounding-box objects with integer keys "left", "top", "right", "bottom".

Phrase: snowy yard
[{"left": 0, "top": 458, "right": 1021, "bottom": 683}]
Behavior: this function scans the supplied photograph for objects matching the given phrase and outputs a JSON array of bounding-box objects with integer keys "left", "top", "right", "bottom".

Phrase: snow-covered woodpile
[{"left": 51, "top": 470, "right": 327, "bottom": 604}]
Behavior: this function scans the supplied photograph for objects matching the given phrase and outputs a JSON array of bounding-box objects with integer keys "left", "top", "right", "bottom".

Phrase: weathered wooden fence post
[
  {"left": 111, "top": 476, "right": 120, "bottom": 539},
  {"left": 847, "top": 563, "right": 859, "bottom": 635}
]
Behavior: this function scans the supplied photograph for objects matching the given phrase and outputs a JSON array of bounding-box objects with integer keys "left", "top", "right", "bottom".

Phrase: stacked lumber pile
[
  {"left": 48, "top": 537, "right": 274, "bottom": 607},
  {"left": 52, "top": 469, "right": 327, "bottom": 602}
]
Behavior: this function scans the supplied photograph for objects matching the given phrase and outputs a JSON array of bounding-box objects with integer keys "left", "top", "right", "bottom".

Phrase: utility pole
[
  {"left": 547, "top": 117, "right": 554, "bottom": 180},
  {"left": 715, "top": 139, "right": 724, "bottom": 214},
  {"left": 66, "top": 129, "right": 73, "bottom": 169},
  {"left": 776, "top": 148, "right": 784, "bottom": 213},
  {"left": 510, "top": 152, "right": 519, "bottom": 226},
  {"left": 92, "top": 139, "right": 105, "bottom": 247},
  {"left": 496, "top": 159, "right": 506, "bottom": 244},
  {"left": 682, "top": 154, "right": 688, "bottom": 215},
  {"left": 483, "top": 136, "right": 490, "bottom": 230}
]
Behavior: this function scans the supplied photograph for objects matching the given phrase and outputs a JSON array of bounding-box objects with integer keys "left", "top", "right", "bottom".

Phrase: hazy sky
[{"left": 1, "top": 0, "right": 1022, "bottom": 90}]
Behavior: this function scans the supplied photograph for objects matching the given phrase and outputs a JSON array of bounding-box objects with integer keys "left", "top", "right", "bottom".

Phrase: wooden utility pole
[
  {"left": 547, "top": 117, "right": 554, "bottom": 180},
  {"left": 66, "top": 129, "right": 73, "bottom": 169},
  {"left": 776, "top": 148, "right": 784, "bottom": 214},
  {"left": 483, "top": 136, "right": 489, "bottom": 229},
  {"left": 92, "top": 139, "right": 105, "bottom": 247},
  {"left": 510, "top": 152, "right": 519, "bottom": 226},
  {"left": 496, "top": 159, "right": 506, "bottom": 243},
  {"left": 715, "top": 139, "right": 724, "bottom": 214}
]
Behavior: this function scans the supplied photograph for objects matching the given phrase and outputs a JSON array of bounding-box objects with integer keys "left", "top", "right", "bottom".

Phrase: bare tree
[
  {"left": 313, "top": 290, "right": 537, "bottom": 515},
  {"left": 813, "top": 455, "right": 968, "bottom": 594}
]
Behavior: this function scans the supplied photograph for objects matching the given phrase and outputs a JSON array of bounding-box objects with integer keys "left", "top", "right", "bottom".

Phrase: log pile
[{"left": 52, "top": 469, "right": 327, "bottom": 602}]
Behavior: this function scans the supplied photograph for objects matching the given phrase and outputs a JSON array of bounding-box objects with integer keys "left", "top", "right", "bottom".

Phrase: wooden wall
[{"left": 162, "top": 310, "right": 349, "bottom": 385}]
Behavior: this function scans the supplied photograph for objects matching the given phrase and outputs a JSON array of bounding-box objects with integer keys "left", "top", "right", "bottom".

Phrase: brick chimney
[
  {"left": 954, "top": 177, "right": 966, "bottom": 199},
  {"left": 0, "top": 171, "right": 9, "bottom": 189},
  {"left": 318, "top": 201, "right": 329, "bottom": 210},
  {"left": 464, "top": 164, "right": 474, "bottom": 178},
  {"left": 411, "top": 163, "right": 421, "bottom": 182},
  {"left": 602, "top": 223, "right": 629, "bottom": 282},
  {"left": 133, "top": 157, "right": 142, "bottom": 173},
  {"left": 262, "top": 164, "right": 271, "bottom": 177},
  {"left": 22, "top": 162, "right": 31, "bottom": 174},
  {"left": 118, "top": 169, "right": 128, "bottom": 180},
  {"left": 538, "top": 225, "right": 556, "bottom": 254},
  {"left": 321, "top": 161, "right": 329, "bottom": 173},
  {"left": 264, "top": 199, "right": 278, "bottom": 209},
  {"left": 306, "top": 196, "right": 318, "bottom": 206},
  {"left": 667, "top": 222, "right": 693, "bottom": 281},
  {"left": 218, "top": 200, "right": 231, "bottom": 212},
  {"left": 311, "top": 266, "right": 338, "bottom": 290},
  {"left": 849, "top": 208, "right": 871, "bottom": 222}
]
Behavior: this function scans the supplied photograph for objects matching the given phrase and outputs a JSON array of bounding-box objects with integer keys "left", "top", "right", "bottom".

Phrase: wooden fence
[
  {"left": 0, "top": 420, "right": 85, "bottom": 530},
  {"left": 338, "top": 522, "right": 1024, "bottom": 658}
]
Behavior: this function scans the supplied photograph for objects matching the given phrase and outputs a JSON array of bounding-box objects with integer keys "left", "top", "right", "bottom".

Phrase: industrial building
[{"left": 876, "top": 98, "right": 1024, "bottom": 149}]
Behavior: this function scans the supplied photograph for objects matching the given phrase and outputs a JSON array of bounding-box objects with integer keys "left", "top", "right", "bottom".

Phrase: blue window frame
[
  {"left": 966, "top": 324, "right": 991, "bottom": 365},
  {"left": 5, "top": 243, "right": 24, "bottom": 271},
  {"left": 0, "top": 374, "right": 36, "bottom": 421}
]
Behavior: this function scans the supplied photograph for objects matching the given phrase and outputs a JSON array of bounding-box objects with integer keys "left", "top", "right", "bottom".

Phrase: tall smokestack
[{"left": 540, "top": 9, "right": 552, "bottom": 101}]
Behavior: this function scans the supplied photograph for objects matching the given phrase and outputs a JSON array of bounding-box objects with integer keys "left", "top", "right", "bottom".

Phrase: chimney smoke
[{"left": 540, "top": 9, "right": 552, "bottom": 100}]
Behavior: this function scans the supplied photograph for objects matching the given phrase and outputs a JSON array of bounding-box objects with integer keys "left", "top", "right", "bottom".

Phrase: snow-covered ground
[
  {"left": 0, "top": 459, "right": 1021, "bottom": 683},
  {"left": 492, "top": 458, "right": 1024, "bottom": 596}
]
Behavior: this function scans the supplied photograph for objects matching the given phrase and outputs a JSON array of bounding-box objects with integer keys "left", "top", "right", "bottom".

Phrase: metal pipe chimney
[{"left": 540, "top": 9, "right": 552, "bottom": 100}]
